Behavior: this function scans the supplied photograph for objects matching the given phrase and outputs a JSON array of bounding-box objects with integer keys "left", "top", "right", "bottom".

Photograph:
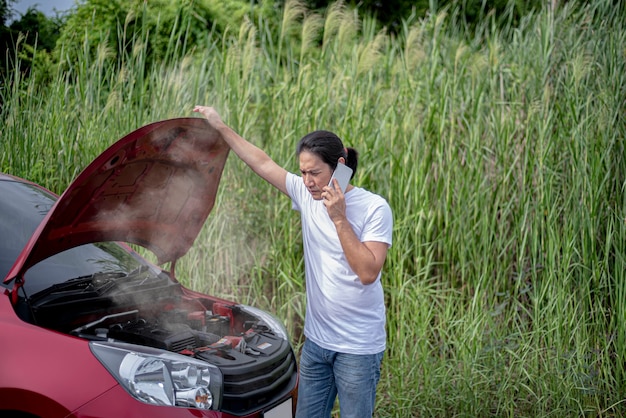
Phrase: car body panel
[
  {"left": 0, "top": 291, "right": 119, "bottom": 415},
  {"left": 4, "top": 117, "right": 229, "bottom": 286},
  {"left": 70, "top": 385, "right": 253, "bottom": 418}
]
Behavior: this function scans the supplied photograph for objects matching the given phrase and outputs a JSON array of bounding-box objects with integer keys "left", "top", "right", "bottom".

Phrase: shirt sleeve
[
  {"left": 285, "top": 172, "right": 303, "bottom": 212},
  {"left": 361, "top": 199, "right": 393, "bottom": 247}
]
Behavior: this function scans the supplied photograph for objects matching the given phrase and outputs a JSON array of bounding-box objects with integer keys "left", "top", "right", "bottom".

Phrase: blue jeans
[{"left": 295, "top": 339, "right": 384, "bottom": 418}]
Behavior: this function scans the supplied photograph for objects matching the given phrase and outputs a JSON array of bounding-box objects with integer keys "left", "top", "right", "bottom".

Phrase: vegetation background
[{"left": 1, "top": 0, "right": 625, "bottom": 416}]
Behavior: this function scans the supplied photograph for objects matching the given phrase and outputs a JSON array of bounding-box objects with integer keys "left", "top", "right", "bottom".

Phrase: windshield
[
  {"left": 0, "top": 180, "right": 54, "bottom": 281},
  {"left": 0, "top": 178, "right": 157, "bottom": 296},
  {"left": 24, "top": 242, "right": 151, "bottom": 296}
]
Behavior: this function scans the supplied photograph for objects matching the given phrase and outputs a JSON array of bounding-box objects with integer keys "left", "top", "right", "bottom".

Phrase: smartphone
[{"left": 329, "top": 162, "right": 353, "bottom": 193}]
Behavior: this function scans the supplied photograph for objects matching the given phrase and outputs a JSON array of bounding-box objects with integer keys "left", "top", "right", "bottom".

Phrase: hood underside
[{"left": 5, "top": 117, "right": 229, "bottom": 284}]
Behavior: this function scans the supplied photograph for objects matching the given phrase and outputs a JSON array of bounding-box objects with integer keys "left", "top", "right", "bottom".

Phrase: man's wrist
[{"left": 333, "top": 216, "right": 350, "bottom": 230}]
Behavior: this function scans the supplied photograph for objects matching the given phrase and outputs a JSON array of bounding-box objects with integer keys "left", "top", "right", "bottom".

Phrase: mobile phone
[{"left": 329, "top": 162, "right": 353, "bottom": 193}]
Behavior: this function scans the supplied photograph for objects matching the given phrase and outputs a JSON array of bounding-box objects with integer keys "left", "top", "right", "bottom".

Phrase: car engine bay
[
  {"left": 69, "top": 300, "right": 287, "bottom": 364},
  {"left": 18, "top": 278, "right": 297, "bottom": 414}
]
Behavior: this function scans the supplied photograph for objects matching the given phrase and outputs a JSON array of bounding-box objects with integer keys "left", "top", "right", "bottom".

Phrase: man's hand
[
  {"left": 193, "top": 105, "right": 225, "bottom": 128},
  {"left": 322, "top": 179, "right": 347, "bottom": 223}
]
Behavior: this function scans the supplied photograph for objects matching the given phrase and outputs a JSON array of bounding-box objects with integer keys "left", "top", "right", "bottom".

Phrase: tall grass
[{"left": 1, "top": 0, "right": 625, "bottom": 415}]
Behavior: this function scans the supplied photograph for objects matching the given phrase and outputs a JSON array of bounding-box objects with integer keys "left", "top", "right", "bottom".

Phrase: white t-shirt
[{"left": 286, "top": 172, "right": 393, "bottom": 354}]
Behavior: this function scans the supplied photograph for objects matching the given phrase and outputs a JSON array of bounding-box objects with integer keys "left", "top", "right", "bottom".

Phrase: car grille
[{"left": 196, "top": 343, "right": 297, "bottom": 415}]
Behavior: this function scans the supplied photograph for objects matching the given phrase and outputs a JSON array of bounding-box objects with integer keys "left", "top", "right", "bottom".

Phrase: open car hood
[{"left": 4, "top": 117, "right": 229, "bottom": 284}]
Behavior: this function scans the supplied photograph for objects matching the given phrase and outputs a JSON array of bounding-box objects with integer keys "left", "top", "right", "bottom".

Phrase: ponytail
[{"left": 344, "top": 147, "right": 358, "bottom": 179}]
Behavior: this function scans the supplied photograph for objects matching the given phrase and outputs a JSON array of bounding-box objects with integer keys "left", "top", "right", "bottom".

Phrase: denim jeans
[{"left": 295, "top": 339, "right": 384, "bottom": 418}]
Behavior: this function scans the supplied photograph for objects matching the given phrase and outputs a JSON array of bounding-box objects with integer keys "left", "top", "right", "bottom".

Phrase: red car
[{"left": 0, "top": 118, "right": 297, "bottom": 417}]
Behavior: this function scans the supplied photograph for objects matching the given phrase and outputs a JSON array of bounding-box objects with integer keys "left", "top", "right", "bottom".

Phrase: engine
[{"left": 70, "top": 303, "right": 283, "bottom": 362}]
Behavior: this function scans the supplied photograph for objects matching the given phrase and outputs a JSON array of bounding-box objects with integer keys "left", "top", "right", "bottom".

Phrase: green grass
[{"left": 1, "top": 0, "right": 625, "bottom": 416}]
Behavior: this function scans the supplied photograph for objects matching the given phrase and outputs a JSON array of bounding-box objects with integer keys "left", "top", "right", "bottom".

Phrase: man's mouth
[{"left": 308, "top": 188, "right": 324, "bottom": 199}]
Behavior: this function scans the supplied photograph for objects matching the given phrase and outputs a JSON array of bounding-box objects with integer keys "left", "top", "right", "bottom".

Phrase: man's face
[{"left": 299, "top": 151, "right": 332, "bottom": 200}]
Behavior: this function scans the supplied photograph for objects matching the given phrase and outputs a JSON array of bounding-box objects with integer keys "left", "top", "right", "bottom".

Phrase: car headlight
[
  {"left": 240, "top": 305, "right": 288, "bottom": 340},
  {"left": 90, "top": 341, "right": 222, "bottom": 410}
]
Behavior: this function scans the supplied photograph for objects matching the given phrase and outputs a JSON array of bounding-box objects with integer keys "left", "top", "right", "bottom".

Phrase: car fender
[{"left": 0, "top": 292, "right": 118, "bottom": 415}]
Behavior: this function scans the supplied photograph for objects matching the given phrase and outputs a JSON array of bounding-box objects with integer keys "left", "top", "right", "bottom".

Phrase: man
[{"left": 194, "top": 105, "right": 393, "bottom": 418}]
